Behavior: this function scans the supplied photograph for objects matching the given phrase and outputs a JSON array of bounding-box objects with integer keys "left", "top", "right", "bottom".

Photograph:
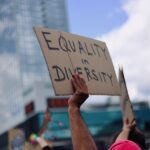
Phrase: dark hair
[
  {"left": 111, "top": 128, "right": 146, "bottom": 150},
  {"left": 128, "top": 128, "right": 146, "bottom": 150}
]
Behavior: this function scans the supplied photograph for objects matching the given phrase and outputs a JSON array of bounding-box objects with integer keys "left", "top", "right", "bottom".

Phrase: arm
[
  {"left": 39, "top": 107, "right": 51, "bottom": 136},
  {"left": 115, "top": 127, "right": 130, "bottom": 141},
  {"left": 115, "top": 119, "right": 136, "bottom": 142},
  {"left": 37, "top": 136, "right": 53, "bottom": 150},
  {"left": 68, "top": 74, "right": 97, "bottom": 150},
  {"left": 37, "top": 108, "right": 53, "bottom": 149}
]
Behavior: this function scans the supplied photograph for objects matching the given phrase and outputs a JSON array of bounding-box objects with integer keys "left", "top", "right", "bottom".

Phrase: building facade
[{"left": 0, "top": 0, "right": 69, "bottom": 133}]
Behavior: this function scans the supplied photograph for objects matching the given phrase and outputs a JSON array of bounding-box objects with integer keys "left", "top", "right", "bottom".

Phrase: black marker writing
[{"left": 42, "top": 32, "right": 59, "bottom": 50}]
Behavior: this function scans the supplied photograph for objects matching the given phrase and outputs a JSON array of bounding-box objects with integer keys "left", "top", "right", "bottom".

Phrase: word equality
[
  {"left": 42, "top": 32, "right": 107, "bottom": 59},
  {"left": 52, "top": 65, "right": 113, "bottom": 86}
]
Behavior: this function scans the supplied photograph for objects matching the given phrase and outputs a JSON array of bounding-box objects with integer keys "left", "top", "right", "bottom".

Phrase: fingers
[
  {"left": 124, "top": 117, "right": 136, "bottom": 131},
  {"left": 73, "top": 74, "right": 82, "bottom": 86},
  {"left": 71, "top": 78, "right": 76, "bottom": 92},
  {"left": 80, "top": 76, "right": 86, "bottom": 86},
  {"left": 71, "top": 78, "right": 78, "bottom": 93},
  {"left": 130, "top": 119, "right": 136, "bottom": 129},
  {"left": 72, "top": 74, "right": 82, "bottom": 89},
  {"left": 131, "top": 118, "right": 136, "bottom": 125},
  {"left": 71, "top": 73, "right": 88, "bottom": 96},
  {"left": 74, "top": 74, "right": 87, "bottom": 89},
  {"left": 69, "top": 74, "right": 89, "bottom": 108}
]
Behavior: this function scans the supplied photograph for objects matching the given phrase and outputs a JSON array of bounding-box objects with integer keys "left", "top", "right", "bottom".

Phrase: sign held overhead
[
  {"left": 119, "top": 67, "right": 135, "bottom": 127},
  {"left": 34, "top": 27, "right": 120, "bottom": 96}
]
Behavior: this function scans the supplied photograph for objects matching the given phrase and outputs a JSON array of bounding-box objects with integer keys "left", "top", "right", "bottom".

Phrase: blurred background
[{"left": 0, "top": 0, "right": 150, "bottom": 149}]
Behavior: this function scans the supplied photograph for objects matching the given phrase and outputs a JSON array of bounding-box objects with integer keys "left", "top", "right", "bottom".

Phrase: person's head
[{"left": 111, "top": 127, "right": 146, "bottom": 150}]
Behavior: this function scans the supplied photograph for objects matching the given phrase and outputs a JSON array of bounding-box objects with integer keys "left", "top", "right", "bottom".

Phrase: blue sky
[
  {"left": 67, "top": 0, "right": 150, "bottom": 102},
  {"left": 67, "top": 0, "right": 127, "bottom": 38}
]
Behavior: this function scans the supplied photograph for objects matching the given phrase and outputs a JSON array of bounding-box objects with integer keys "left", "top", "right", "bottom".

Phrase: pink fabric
[{"left": 109, "top": 140, "right": 141, "bottom": 150}]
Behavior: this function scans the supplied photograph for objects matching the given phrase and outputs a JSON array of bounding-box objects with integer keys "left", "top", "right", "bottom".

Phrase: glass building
[{"left": 0, "top": 0, "right": 69, "bottom": 133}]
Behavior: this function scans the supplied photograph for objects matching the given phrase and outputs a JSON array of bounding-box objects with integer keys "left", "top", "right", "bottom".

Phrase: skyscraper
[{"left": 0, "top": 0, "right": 69, "bottom": 133}]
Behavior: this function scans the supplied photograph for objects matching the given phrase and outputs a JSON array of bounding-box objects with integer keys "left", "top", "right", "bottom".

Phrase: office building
[{"left": 0, "top": 0, "right": 69, "bottom": 133}]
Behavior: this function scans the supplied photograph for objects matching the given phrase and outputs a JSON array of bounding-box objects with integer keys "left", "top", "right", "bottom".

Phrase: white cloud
[{"left": 97, "top": 0, "right": 150, "bottom": 100}]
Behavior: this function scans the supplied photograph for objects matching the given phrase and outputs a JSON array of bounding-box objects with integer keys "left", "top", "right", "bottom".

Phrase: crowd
[{"left": 32, "top": 74, "right": 146, "bottom": 150}]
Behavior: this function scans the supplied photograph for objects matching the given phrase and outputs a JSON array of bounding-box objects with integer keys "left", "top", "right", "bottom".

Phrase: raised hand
[
  {"left": 123, "top": 118, "right": 136, "bottom": 132},
  {"left": 68, "top": 74, "right": 89, "bottom": 108}
]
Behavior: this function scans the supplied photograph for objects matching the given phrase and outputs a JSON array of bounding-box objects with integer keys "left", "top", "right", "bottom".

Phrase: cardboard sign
[
  {"left": 119, "top": 68, "right": 135, "bottom": 127},
  {"left": 34, "top": 27, "right": 120, "bottom": 95}
]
